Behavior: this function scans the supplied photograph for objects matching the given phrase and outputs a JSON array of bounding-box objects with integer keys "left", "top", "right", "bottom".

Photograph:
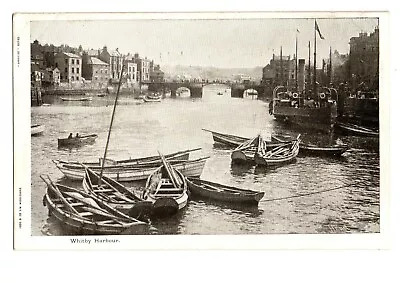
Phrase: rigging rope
[{"left": 259, "top": 180, "right": 371, "bottom": 202}]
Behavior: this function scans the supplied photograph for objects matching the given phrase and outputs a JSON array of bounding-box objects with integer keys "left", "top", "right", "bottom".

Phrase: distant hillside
[{"left": 162, "top": 65, "right": 263, "bottom": 82}]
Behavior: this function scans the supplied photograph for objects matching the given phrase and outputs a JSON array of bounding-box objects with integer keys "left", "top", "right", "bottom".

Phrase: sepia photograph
[{"left": 13, "top": 12, "right": 389, "bottom": 250}]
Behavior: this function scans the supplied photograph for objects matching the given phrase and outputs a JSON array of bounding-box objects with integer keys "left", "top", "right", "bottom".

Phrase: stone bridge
[{"left": 143, "top": 81, "right": 266, "bottom": 98}]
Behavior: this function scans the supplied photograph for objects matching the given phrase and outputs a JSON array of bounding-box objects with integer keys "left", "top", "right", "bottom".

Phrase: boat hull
[
  {"left": 273, "top": 104, "right": 337, "bottom": 133},
  {"left": 55, "top": 157, "right": 209, "bottom": 181},
  {"left": 335, "top": 122, "right": 379, "bottom": 137},
  {"left": 58, "top": 134, "right": 98, "bottom": 147},
  {"left": 187, "top": 178, "right": 264, "bottom": 205},
  {"left": 31, "top": 125, "right": 45, "bottom": 136}
]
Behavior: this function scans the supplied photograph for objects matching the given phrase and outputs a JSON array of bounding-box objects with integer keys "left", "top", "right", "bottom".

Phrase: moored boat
[
  {"left": 143, "top": 93, "right": 162, "bottom": 102},
  {"left": 143, "top": 153, "right": 189, "bottom": 217},
  {"left": 202, "top": 128, "right": 290, "bottom": 148},
  {"left": 82, "top": 166, "right": 144, "bottom": 214},
  {"left": 186, "top": 177, "right": 264, "bottom": 205},
  {"left": 54, "top": 148, "right": 199, "bottom": 168},
  {"left": 61, "top": 96, "right": 92, "bottom": 102},
  {"left": 335, "top": 122, "right": 379, "bottom": 137},
  {"left": 31, "top": 124, "right": 45, "bottom": 136},
  {"left": 58, "top": 134, "right": 98, "bottom": 148},
  {"left": 53, "top": 156, "right": 209, "bottom": 181},
  {"left": 40, "top": 175, "right": 148, "bottom": 235},
  {"left": 254, "top": 135, "right": 301, "bottom": 166},
  {"left": 297, "top": 143, "right": 349, "bottom": 156}
]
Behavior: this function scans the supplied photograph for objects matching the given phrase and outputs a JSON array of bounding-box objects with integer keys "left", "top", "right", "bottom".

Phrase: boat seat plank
[
  {"left": 79, "top": 211, "right": 94, "bottom": 217},
  {"left": 97, "top": 220, "right": 116, "bottom": 225}
]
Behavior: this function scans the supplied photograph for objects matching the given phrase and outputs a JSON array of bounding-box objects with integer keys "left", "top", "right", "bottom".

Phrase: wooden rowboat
[
  {"left": 335, "top": 122, "right": 379, "bottom": 137},
  {"left": 254, "top": 135, "right": 300, "bottom": 166},
  {"left": 231, "top": 136, "right": 261, "bottom": 164},
  {"left": 31, "top": 124, "right": 45, "bottom": 136},
  {"left": 143, "top": 153, "right": 188, "bottom": 217},
  {"left": 53, "top": 156, "right": 209, "bottom": 181},
  {"left": 186, "top": 177, "right": 264, "bottom": 205},
  {"left": 58, "top": 134, "right": 98, "bottom": 148},
  {"left": 143, "top": 94, "right": 162, "bottom": 102},
  {"left": 54, "top": 148, "right": 199, "bottom": 168},
  {"left": 41, "top": 175, "right": 148, "bottom": 235},
  {"left": 61, "top": 96, "right": 92, "bottom": 102},
  {"left": 202, "top": 128, "right": 288, "bottom": 148},
  {"left": 207, "top": 129, "right": 349, "bottom": 156}
]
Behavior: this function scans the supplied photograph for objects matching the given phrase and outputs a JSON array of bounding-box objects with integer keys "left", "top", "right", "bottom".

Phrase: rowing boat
[
  {"left": 41, "top": 175, "right": 148, "bottom": 235},
  {"left": 254, "top": 135, "right": 300, "bottom": 166},
  {"left": 143, "top": 153, "right": 188, "bottom": 217},
  {"left": 230, "top": 136, "right": 259, "bottom": 164},
  {"left": 143, "top": 94, "right": 162, "bottom": 102},
  {"left": 54, "top": 148, "right": 199, "bottom": 168},
  {"left": 31, "top": 124, "right": 45, "bottom": 136},
  {"left": 206, "top": 129, "right": 348, "bottom": 156},
  {"left": 58, "top": 134, "right": 98, "bottom": 148},
  {"left": 61, "top": 97, "right": 92, "bottom": 102},
  {"left": 335, "top": 122, "right": 379, "bottom": 137},
  {"left": 82, "top": 166, "right": 144, "bottom": 213},
  {"left": 186, "top": 177, "right": 264, "bottom": 205},
  {"left": 202, "top": 128, "right": 288, "bottom": 148},
  {"left": 53, "top": 156, "right": 209, "bottom": 181}
]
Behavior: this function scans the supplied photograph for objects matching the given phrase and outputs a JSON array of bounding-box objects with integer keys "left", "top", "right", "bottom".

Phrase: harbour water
[{"left": 31, "top": 86, "right": 380, "bottom": 236}]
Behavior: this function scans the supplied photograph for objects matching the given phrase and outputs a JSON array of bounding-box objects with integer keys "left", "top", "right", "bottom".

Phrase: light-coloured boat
[{"left": 31, "top": 124, "right": 45, "bottom": 136}]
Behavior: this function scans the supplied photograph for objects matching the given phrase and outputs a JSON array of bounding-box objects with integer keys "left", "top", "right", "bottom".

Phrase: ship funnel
[{"left": 298, "top": 59, "right": 305, "bottom": 92}]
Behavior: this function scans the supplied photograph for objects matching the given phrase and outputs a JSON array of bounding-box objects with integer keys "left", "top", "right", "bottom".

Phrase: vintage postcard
[{"left": 13, "top": 12, "right": 390, "bottom": 250}]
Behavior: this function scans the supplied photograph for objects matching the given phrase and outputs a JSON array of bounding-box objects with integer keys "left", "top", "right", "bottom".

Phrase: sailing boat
[{"left": 270, "top": 20, "right": 338, "bottom": 133}]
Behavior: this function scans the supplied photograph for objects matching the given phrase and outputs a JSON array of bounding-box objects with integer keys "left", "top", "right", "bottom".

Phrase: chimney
[{"left": 298, "top": 59, "right": 305, "bottom": 92}]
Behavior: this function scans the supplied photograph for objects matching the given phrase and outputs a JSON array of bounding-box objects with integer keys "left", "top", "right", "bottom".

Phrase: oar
[
  {"left": 158, "top": 151, "right": 180, "bottom": 188},
  {"left": 40, "top": 175, "right": 80, "bottom": 215}
]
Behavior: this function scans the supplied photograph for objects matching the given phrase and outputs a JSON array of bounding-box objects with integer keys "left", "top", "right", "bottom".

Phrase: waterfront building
[
  {"left": 262, "top": 54, "right": 296, "bottom": 87},
  {"left": 133, "top": 53, "right": 151, "bottom": 83},
  {"left": 54, "top": 52, "right": 82, "bottom": 84},
  {"left": 99, "top": 46, "right": 123, "bottom": 81},
  {"left": 348, "top": 27, "right": 379, "bottom": 90},
  {"left": 150, "top": 61, "right": 164, "bottom": 83},
  {"left": 31, "top": 40, "right": 45, "bottom": 71},
  {"left": 124, "top": 54, "right": 138, "bottom": 83},
  {"left": 83, "top": 57, "right": 109, "bottom": 87},
  {"left": 41, "top": 67, "right": 60, "bottom": 86}
]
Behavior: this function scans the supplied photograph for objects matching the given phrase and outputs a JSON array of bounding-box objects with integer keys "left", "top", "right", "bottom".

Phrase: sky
[{"left": 31, "top": 17, "right": 378, "bottom": 68}]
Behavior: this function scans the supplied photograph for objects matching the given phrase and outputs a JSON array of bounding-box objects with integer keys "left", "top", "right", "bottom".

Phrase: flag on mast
[{"left": 315, "top": 20, "right": 325, "bottom": 39}]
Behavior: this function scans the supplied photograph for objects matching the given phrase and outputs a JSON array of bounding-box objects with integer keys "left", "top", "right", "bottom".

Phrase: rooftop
[{"left": 89, "top": 57, "right": 109, "bottom": 65}]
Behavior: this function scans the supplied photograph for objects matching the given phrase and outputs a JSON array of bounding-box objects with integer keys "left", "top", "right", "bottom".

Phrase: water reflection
[{"left": 32, "top": 87, "right": 380, "bottom": 235}]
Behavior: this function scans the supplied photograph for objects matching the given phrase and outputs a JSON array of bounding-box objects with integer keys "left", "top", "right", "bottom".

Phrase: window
[
  {"left": 65, "top": 67, "right": 68, "bottom": 73},
  {"left": 77, "top": 68, "right": 79, "bottom": 74},
  {"left": 72, "top": 67, "right": 74, "bottom": 73},
  {"left": 71, "top": 76, "right": 74, "bottom": 81},
  {"left": 76, "top": 59, "right": 79, "bottom": 65},
  {"left": 95, "top": 70, "right": 98, "bottom": 74},
  {"left": 55, "top": 62, "right": 58, "bottom": 68},
  {"left": 60, "top": 75, "right": 63, "bottom": 80},
  {"left": 65, "top": 59, "right": 68, "bottom": 64},
  {"left": 72, "top": 59, "right": 75, "bottom": 64},
  {"left": 100, "top": 69, "right": 103, "bottom": 74},
  {"left": 76, "top": 76, "right": 79, "bottom": 81}
]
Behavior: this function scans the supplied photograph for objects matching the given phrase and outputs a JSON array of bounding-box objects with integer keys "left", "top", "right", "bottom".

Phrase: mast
[
  {"left": 313, "top": 19, "right": 317, "bottom": 97},
  {"left": 308, "top": 41, "right": 311, "bottom": 95},
  {"left": 295, "top": 33, "right": 298, "bottom": 92},
  {"left": 328, "top": 46, "right": 332, "bottom": 84},
  {"left": 280, "top": 46, "right": 283, "bottom": 86},
  {"left": 98, "top": 63, "right": 125, "bottom": 185}
]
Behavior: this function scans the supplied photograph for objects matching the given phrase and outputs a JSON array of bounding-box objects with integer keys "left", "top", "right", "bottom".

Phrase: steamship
[{"left": 270, "top": 20, "right": 337, "bottom": 133}]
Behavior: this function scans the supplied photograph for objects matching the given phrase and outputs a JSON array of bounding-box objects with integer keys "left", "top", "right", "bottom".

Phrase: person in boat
[
  {"left": 76, "top": 133, "right": 80, "bottom": 138},
  {"left": 268, "top": 100, "right": 273, "bottom": 115},
  {"left": 68, "top": 133, "right": 73, "bottom": 139}
]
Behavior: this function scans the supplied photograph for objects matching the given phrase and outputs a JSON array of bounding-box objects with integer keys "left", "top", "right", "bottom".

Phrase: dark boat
[
  {"left": 254, "top": 135, "right": 301, "bottom": 166},
  {"left": 271, "top": 86, "right": 337, "bottom": 133},
  {"left": 202, "top": 128, "right": 291, "bottom": 149},
  {"left": 206, "top": 129, "right": 348, "bottom": 156},
  {"left": 40, "top": 175, "right": 148, "bottom": 235},
  {"left": 58, "top": 134, "right": 98, "bottom": 148},
  {"left": 335, "top": 122, "right": 379, "bottom": 137},
  {"left": 186, "top": 177, "right": 264, "bottom": 205},
  {"left": 142, "top": 152, "right": 188, "bottom": 217}
]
